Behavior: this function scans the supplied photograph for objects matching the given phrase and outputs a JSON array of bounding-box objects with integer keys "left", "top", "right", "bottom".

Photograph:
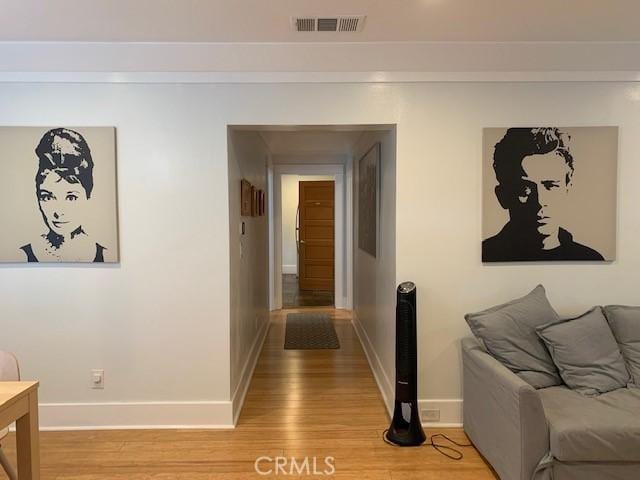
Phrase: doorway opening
[
  {"left": 227, "top": 123, "right": 398, "bottom": 427},
  {"left": 228, "top": 124, "right": 395, "bottom": 313},
  {"left": 271, "top": 159, "right": 347, "bottom": 311},
  {"left": 282, "top": 177, "right": 335, "bottom": 308}
]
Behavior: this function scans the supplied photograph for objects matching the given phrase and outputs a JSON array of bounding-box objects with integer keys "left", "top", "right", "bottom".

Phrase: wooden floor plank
[{"left": 1, "top": 308, "right": 497, "bottom": 479}]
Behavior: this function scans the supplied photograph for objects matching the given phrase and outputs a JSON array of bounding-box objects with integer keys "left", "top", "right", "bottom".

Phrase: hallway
[
  {"left": 2, "top": 309, "right": 496, "bottom": 479},
  {"left": 239, "top": 308, "right": 497, "bottom": 479}
]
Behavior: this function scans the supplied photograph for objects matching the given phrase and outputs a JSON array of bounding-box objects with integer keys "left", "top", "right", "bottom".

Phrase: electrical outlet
[
  {"left": 422, "top": 409, "right": 440, "bottom": 422},
  {"left": 91, "top": 369, "right": 104, "bottom": 389}
]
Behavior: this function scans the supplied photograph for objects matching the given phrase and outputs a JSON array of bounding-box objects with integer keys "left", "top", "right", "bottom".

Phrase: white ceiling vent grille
[
  {"left": 295, "top": 18, "right": 315, "bottom": 32},
  {"left": 292, "top": 15, "right": 365, "bottom": 33},
  {"left": 317, "top": 18, "right": 338, "bottom": 32},
  {"left": 339, "top": 16, "right": 363, "bottom": 32}
]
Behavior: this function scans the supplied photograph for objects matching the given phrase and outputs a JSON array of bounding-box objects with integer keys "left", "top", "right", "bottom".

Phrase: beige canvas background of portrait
[
  {"left": 482, "top": 126, "right": 618, "bottom": 261},
  {"left": 0, "top": 127, "right": 119, "bottom": 263}
]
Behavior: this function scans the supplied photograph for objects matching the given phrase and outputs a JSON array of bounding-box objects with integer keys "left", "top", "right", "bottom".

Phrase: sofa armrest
[{"left": 462, "top": 337, "right": 549, "bottom": 480}]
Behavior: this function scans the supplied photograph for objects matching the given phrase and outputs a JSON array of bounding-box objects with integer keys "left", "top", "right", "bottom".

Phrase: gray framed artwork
[
  {"left": 358, "top": 142, "right": 381, "bottom": 257},
  {"left": 0, "top": 127, "right": 119, "bottom": 263},
  {"left": 482, "top": 127, "right": 618, "bottom": 263}
]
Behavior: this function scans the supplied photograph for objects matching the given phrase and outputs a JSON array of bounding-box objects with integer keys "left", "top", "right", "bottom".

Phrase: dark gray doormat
[{"left": 284, "top": 313, "right": 340, "bottom": 350}]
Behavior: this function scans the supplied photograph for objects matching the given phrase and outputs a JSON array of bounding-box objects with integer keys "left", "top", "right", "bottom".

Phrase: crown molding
[{"left": 1, "top": 41, "right": 640, "bottom": 82}]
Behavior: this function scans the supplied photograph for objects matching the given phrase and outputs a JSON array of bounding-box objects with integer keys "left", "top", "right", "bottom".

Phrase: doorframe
[{"left": 269, "top": 163, "right": 352, "bottom": 311}]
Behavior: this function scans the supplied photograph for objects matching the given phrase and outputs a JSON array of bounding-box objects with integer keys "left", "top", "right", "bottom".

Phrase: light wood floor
[{"left": 2, "top": 308, "right": 498, "bottom": 479}]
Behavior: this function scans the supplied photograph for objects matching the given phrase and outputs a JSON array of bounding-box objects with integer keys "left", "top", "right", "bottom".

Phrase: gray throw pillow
[
  {"left": 536, "top": 307, "right": 630, "bottom": 396},
  {"left": 465, "top": 285, "right": 562, "bottom": 388},
  {"left": 603, "top": 305, "right": 640, "bottom": 386}
]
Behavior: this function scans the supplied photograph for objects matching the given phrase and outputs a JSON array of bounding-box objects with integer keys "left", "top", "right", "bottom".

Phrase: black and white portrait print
[
  {"left": 482, "top": 127, "right": 617, "bottom": 263},
  {"left": 0, "top": 127, "right": 118, "bottom": 263}
]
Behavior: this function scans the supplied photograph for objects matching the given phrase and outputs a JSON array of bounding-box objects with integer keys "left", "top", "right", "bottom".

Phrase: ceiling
[
  {"left": 2, "top": 0, "right": 640, "bottom": 43},
  {"left": 259, "top": 130, "right": 365, "bottom": 157}
]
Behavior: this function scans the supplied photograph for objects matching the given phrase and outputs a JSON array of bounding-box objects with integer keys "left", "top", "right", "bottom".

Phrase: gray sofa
[{"left": 462, "top": 337, "right": 640, "bottom": 480}]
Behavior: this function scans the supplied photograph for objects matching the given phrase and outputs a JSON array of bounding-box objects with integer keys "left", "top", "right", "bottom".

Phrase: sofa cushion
[
  {"left": 464, "top": 285, "right": 562, "bottom": 388},
  {"left": 538, "top": 385, "right": 640, "bottom": 462},
  {"left": 536, "top": 307, "right": 630, "bottom": 395},
  {"left": 604, "top": 305, "right": 640, "bottom": 386}
]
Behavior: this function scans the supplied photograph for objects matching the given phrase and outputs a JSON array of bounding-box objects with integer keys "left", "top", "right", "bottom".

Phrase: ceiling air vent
[
  {"left": 295, "top": 17, "right": 315, "bottom": 32},
  {"left": 339, "top": 16, "right": 364, "bottom": 32},
  {"left": 292, "top": 15, "right": 365, "bottom": 33},
  {"left": 317, "top": 18, "right": 338, "bottom": 32}
]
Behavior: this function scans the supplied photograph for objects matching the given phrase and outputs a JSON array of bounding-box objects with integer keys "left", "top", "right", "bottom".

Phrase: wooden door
[{"left": 298, "top": 181, "right": 334, "bottom": 292}]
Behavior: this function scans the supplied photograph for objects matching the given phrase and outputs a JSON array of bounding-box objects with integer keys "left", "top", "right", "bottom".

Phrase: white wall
[
  {"left": 0, "top": 83, "right": 233, "bottom": 428},
  {"left": 281, "top": 174, "right": 334, "bottom": 274},
  {"left": 396, "top": 82, "right": 640, "bottom": 424},
  {"left": 351, "top": 130, "right": 397, "bottom": 414},
  {"left": 227, "top": 130, "right": 270, "bottom": 421},
  {"left": 1, "top": 81, "right": 639, "bottom": 428}
]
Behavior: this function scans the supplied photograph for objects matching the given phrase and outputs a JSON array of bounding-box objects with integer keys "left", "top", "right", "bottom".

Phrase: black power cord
[{"left": 382, "top": 429, "right": 473, "bottom": 460}]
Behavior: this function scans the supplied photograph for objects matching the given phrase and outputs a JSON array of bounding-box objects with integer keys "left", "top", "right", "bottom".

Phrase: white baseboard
[
  {"left": 351, "top": 312, "right": 463, "bottom": 427},
  {"left": 38, "top": 400, "right": 234, "bottom": 431},
  {"left": 37, "top": 316, "right": 461, "bottom": 431},
  {"left": 282, "top": 264, "right": 297, "bottom": 275},
  {"left": 351, "top": 312, "right": 394, "bottom": 418},
  {"left": 231, "top": 317, "right": 270, "bottom": 425},
  {"left": 419, "top": 399, "right": 463, "bottom": 427},
  {"left": 34, "top": 317, "right": 269, "bottom": 431}
]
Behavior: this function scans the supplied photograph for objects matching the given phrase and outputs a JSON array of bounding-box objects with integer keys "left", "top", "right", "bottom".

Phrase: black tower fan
[{"left": 385, "top": 281, "right": 426, "bottom": 446}]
